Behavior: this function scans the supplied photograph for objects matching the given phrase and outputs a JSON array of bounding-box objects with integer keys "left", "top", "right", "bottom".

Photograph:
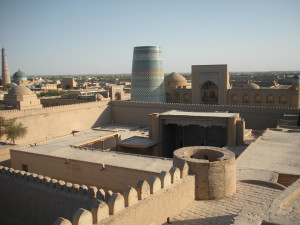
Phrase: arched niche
[
  {"left": 242, "top": 94, "right": 249, "bottom": 103},
  {"left": 231, "top": 94, "right": 238, "bottom": 104},
  {"left": 254, "top": 94, "right": 262, "bottom": 103},
  {"left": 183, "top": 93, "right": 190, "bottom": 103},
  {"left": 279, "top": 94, "right": 287, "bottom": 104},
  {"left": 115, "top": 92, "right": 121, "bottom": 100},
  {"left": 200, "top": 81, "right": 218, "bottom": 104},
  {"left": 266, "top": 94, "right": 274, "bottom": 103}
]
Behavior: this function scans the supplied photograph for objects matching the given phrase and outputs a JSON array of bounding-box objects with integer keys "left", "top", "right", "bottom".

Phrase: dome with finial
[
  {"left": 242, "top": 82, "right": 260, "bottom": 89},
  {"left": 165, "top": 72, "right": 187, "bottom": 88},
  {"left": 293, "top": 75, "right": 300, "bottom": 80},
  {"left": 12, "top": 69, "right": 27, "bottom": 81}
]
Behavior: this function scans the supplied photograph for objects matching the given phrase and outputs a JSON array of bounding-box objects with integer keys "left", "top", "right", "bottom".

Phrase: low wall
[
  {"left": 55, "top": 165, "right": 195, "bottom": 225},
  {"left": 111, "top": 101, "right": 299, "bottom": 130},
  {"left": 0, "top": 166, "right": 93, "bottom": 225},
  {"left": 10, "top": 149, "right": 171, "bottom": 193},
  {"left": 0, "top": 100, "right": 112, "bottom": 144}
]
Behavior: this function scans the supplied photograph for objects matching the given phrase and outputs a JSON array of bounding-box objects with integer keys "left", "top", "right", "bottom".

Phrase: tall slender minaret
[{"left": 1, "top": 48, "right": 11, "bottom": 86}]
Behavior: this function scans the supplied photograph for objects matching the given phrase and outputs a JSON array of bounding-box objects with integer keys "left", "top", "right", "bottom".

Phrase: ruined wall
[
  {"left": 10, "top": 149, "right": 172, "bottom": 193},
  {"left": 0, "top": 101, "right": 112, "bottom": 144},
  {"left": 111, "top": 101, "right": 299, "bottom": 130}
]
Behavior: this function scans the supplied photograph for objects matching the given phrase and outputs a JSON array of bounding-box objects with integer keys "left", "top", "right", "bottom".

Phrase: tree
[
  {"left": 0, "top": 117, "right": 6, "bottom": 139},
  {"left": 0, "top": 116, "right": 27, "bottom": 144}
]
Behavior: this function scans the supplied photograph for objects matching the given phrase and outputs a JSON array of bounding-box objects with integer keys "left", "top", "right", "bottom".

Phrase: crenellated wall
[
  {"left": 0, "top": 166, "right": 102, "bottom": 225},
  {"left": 0, "top": 163, "right": 195, "bottom": 225},
  {"left": 0, "top": 100, "right": 112, "bottom": 144},
  {"left": 54, "top": 163, "right": 195, "bottom": 225},
  {"left": 111, "top": 101, "right": 299, "bottom": 130}
]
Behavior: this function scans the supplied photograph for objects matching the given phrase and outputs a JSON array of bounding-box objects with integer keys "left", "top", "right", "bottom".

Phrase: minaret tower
[{"left": 1, "top": 48, "right": 11, "bottom": 86}]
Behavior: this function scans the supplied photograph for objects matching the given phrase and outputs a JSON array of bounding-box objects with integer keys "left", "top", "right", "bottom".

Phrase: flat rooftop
[
  {"left": 160, "top": 110, "right": 238, "bottom": 118},
  {"left": 12, "top": 125, "right": 172, "bottom": 173},
  {"left": 237, "top": 127, "right": 300, "bottom": 175}
]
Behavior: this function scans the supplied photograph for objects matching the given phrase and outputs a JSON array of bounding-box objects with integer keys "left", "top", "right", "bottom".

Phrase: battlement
[
  {"left": 0, "top": 100, "right": 110, "bottom": 118},
  {"left": 111, "top": 100, "right": 299, "bottom": 113},
  {"left": 0, "top": 165, "right": 119, "bottom": 225},
  {"left": 53, "top": 163, "right": 195, "bottom": 225}
]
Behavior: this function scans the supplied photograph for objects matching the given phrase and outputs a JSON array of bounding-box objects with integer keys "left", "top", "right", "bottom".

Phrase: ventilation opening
[
  {"left": 22, "top": 164, "right": 28, "bottom": 172},
  {"left": 277, "top": 173, "right": 300, "bottom": 187},
  {"left": 189, "top": 149, "right": 224, "bottom": 162}
]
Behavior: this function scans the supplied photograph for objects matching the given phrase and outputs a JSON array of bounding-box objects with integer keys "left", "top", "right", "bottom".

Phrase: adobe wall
[
  {"left": 0, "top": 100, "right": 112, "bottom": 144},
  {"left": 99, "top": 175, "right": 195, "bottom": 225},
  {"left": 0, "top": 166, "right": 92, "bottom": 225},
  {"left": 111, "top": 101, "right": 299, "bottom": 130},
  {"left": 55, "top": 164, "right": 195, "bottom": 225},
  {"left": 10, "top": 149, "right": 170, "bottom": 193}
]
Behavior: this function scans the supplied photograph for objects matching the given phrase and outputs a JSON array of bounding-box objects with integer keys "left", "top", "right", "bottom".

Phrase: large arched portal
[
  {"left": 201, "top": 81, "right": 218, "bottom": 104},
  {"left": 115, "top": 92, "right": 121, "bottom": 100}
]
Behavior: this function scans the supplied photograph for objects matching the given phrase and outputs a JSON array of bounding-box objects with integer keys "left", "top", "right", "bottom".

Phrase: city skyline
[{"left": 0, "top": 0, "right": 299, "bottom": 75}]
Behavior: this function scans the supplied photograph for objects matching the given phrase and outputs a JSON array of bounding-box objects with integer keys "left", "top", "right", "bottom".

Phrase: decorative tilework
[{"left": 131, "top": 46, "right": 165, "bottom": 102}]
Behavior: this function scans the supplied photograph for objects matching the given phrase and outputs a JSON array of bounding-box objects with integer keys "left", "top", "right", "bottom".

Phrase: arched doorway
[
  {"left": 201, "top": 81, "right": 218, "bottom": 104},
  {"left": 115, "top": 92, "right": 121, "bottom": 100}
]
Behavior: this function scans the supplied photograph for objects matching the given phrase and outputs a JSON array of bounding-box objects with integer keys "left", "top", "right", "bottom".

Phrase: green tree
[
  {"left": 0, "top": 117, "right": 27, "bottom": 144},
  {"left": 0, "top": 117, "right": 6, "bottom": 139}
]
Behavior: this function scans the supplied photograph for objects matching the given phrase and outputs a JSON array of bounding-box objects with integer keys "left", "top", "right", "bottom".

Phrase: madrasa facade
[{"left": 165, "top": 64, "right": 300, "bottom": 109}]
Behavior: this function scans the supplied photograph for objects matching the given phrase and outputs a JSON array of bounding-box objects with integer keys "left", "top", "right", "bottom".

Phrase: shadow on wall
[{"left": 92, "top": 105, "right": 112, "bottom": 128}]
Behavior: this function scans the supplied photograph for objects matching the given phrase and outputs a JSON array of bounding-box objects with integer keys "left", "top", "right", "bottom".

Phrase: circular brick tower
[
  {"left": 1, "top": 48, "right": 11, "bottom": 86},
  {"left": 131, "top": 46, "right": 165, "bottom": 102},
  {"left": 173, "top": 146, "right": 236, "bottom": 200}
]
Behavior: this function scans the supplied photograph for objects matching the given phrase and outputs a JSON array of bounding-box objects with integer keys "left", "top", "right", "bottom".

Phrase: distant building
[
  {"left": 1, "top": 48, "right": 11, "bottom": 86},
  {"left": 62, "top": 78, "right": 77, "bottom": 89},
  {"left": 165, "top": 72, "right": 192, "bottom": 104},
  {"left": 3, "top": 85, "right": 42, "bottom": 110},
  {"left": 167, "top": 65, "right": 300, "bottom": 108},
  {"left": 109, "top": 85, "right": 125, "bottom": 100}
]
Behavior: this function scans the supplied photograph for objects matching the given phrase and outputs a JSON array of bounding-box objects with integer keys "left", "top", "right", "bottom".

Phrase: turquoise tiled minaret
[{"left": 131, "top": 46, "right": 165, "bottom": 102}]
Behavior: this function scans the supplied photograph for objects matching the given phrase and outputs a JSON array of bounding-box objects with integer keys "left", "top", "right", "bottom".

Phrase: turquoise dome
[
  {"left": 293, "top": 75, "right": 300, "bottom": 80},
  {"left": 12, "top": 69, "right": 27, "bottom": 81}
]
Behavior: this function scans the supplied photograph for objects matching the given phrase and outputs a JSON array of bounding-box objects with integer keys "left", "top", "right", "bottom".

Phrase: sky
[{"left": 0, "top": 0, "right": 299, "bottom": 75}]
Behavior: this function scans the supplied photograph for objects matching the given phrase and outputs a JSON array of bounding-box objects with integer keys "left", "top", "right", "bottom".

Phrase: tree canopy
[{"left": 0, "top": 116, "right": 27, "bottom": 144}]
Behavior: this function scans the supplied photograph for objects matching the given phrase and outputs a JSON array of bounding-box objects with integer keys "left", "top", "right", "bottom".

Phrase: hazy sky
[{"left": 0, "top": 0, "right": 299, "bottom": 75}]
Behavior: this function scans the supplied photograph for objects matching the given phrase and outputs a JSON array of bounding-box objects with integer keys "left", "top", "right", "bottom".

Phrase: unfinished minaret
[{"left": 1, "top": 48, "right": 11, "bottom": 86}]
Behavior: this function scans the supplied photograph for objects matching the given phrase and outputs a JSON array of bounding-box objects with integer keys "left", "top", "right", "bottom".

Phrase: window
[
  {"left": 22, "top": 164, "right": 28, "bottom": 172},
  {"left": 242, "top": 94, "right": 249, "bottom": 103},
  {"left": 231, "top": 94, "right": 238, "bottom": 103},
  {"left": 266, "top": 94, "right": 274, "bottom": 103},
  {"left": 254, "top": 94, "right": 262, "bottom": 103}
]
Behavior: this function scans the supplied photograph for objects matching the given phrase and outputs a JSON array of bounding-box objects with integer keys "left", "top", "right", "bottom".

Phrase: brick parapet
[
  {"left": 0, "top": 100, "right": 110, "bottom": 118},
  {"left": 0, "top": 165, "right": 116, "bottom": 224},
  {"left": 54, "top": 165, "right": 195, "bottom": 225},
  {"left": 111, "top": 100, "right": 299, "bottom": 113}
]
